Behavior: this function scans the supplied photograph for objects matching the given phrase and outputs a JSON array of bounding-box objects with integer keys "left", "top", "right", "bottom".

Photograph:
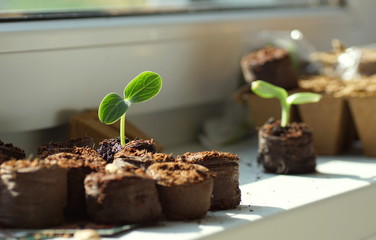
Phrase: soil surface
[
  {"left": 1, "top": 159, "right": 48, "bottom": 169},
  {"left": 261, "top": 119, "right": 313, "bottom": 139},
  {"left": 124, "top": 139, "right": 157, "bottom": 153},
  {"left": 97, "top": 138, "right": 158, "bottom": 163},
  {"left": 177, "top": 150, "right": 239, "bottom": 164},
  {"left": 146, "top": 162, "right": 211, "bottom": 187},
  {"left": 44, "top": 152, "right": 106, "bottom": 170},
  {"left": 0, "top": 140, "right": 25, "bottom": 163},
  {"left": 114, "top": 149, "right": 175, "bottom": 170}
]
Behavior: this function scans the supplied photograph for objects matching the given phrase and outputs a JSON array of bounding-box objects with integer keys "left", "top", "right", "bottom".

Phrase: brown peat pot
[
  {"left": 146, "top": 162, "right": 213, "bottom": 220},
  {"left": 84, "top": 169, "right": 163, "bottom": 224},
  {"left": 240, "top": 46, "right": 298, "bottom": 90},
  {"left": 0, "top": 159, "right": 67, "bottom": 228},
  {"left": 258, "top": 120, "right": 316, "bottom": 174},
  {"left": 176, "top": 151, "right": 241, "bottom": 210}
]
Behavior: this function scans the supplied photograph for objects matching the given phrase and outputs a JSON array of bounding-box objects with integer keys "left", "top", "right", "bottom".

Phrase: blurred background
[{"left": 1, "top": 0, "right": 374, "bottom": 154}]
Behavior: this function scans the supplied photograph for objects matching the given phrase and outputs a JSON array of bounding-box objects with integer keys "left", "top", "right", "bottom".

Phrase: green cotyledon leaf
[
  {"left": 98, "top": 92, "right": 130, "bottom": 124},
  {"left": 287, "top": 92, "right": 322, "bottom": 105},
  {"left": 251, "top": 80, "right": 288, "bottom": 102},
  {"left": 124, "top": 71, "right": 162, "bottom": 103}
]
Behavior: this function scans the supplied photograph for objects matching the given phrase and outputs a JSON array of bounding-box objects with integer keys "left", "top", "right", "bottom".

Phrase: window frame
[{"left": 0, "top": 0, "right": 345, "bottom": 22}]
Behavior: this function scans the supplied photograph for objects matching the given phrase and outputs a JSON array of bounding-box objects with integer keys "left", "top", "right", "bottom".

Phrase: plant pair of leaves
[
  {"left": 98, "top": 71, "right": 162, "bottom": 125},
  {"left": 251, "top": 80, "right": 321, "bottom": 106},
  {"left": 251, "top": 80, "right": 321, "bottom": 126}
]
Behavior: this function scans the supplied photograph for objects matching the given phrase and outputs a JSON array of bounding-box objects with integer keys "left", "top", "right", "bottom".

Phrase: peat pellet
[
  {"left": 146, "top": 162, "right": 213, "bottom": 220},
  {"left": 0, "top": 159, "right": 67, "bottom": 228},
  {"left": 258, "top": 120, "right": 316, "bottom": 174},
  {"left": 177, "top": 151, "right": 241, "bottom": 210},
  {"left": 85, "top": 169, "right": 163, "bottom": 224}
]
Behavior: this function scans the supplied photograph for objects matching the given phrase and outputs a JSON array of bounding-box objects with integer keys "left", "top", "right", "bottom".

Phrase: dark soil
[
  {"left": 96, "top": 138, "right": 124, "bottom": 163},
  {"left": 0, "top": 140, "right": 26, "bottom": 163}
]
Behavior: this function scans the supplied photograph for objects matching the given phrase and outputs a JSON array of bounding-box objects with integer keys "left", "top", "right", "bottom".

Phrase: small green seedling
[
  {"left": 251, "top": 80, "right": 321, "bottom": 127},
  {"left": 98, "top": 71, "right": 162, "bottom": 145}
]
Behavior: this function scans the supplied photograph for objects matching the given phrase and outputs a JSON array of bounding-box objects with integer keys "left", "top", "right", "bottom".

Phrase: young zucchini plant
[
  {"left": 251, "top": 80, "right": 321, "bottom": 127},
  {"left": 98, "top": 71, "right": 162, "bottom": 146}
]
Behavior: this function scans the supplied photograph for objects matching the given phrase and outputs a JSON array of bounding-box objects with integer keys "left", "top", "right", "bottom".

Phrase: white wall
[{"left": 1, "top": 0, "right": 375, "bottom": 153}]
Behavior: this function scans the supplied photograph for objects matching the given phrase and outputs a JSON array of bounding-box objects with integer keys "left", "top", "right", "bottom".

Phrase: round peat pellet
[
  {"left": 258, "top": 120, "right": 316, "bottom": 174},
  {"left": 0, "top": 159, "right": 67, "bottom": 228},
  {"left": 146, "top": 162, "right": 213, "bottom": 220},
  {"left": 84, "top": 169, "right": 163, "bottom": 224},
  {"left": 177, "top": 151, "right": 241, "bottom": 210}
]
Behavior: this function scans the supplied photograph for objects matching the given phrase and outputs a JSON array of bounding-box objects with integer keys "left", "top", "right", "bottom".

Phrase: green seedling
[
  {"left": 98, "top": 71, "right": 162, "bottom": 145},
  {"left": 251, "top": 80, "right": 321, "bottom": 127}
]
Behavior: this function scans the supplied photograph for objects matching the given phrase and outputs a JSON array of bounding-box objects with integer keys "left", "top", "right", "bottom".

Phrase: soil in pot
[
  {"left": 176, "top": 151, "right": 241, "bottom": 210},
  {"left": 0, "top": 159, "right": 67, "bottom": 228},
  {"left": 146, "top": 162, "right": 213, "bottom": 220},
  {"left": 258, "top": 119, "right": 316, "bottom": 174},
  {"left": 84, "top": 167, "right": 163, "bottom": 225}
]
